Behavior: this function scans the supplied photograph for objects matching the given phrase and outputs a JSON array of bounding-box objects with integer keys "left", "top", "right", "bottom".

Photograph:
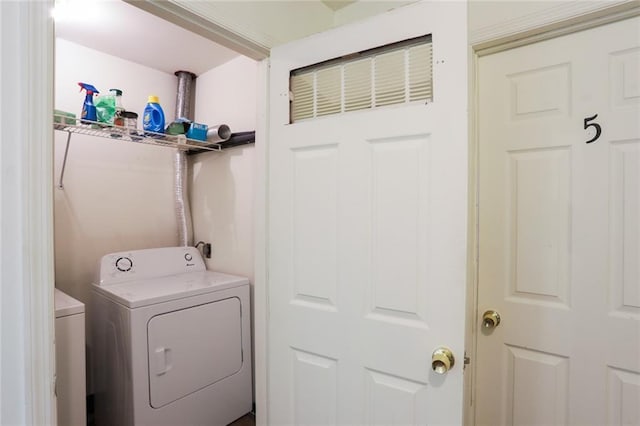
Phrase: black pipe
[
  {"left": 224, "top": 131, "right": 255, "bottom": 146},
  {"left": 188, "top": 131, "right": 255, "bottom": 155}
]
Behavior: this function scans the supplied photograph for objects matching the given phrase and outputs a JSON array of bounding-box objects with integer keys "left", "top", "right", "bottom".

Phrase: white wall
[
  {"left": 191, "top": 55, "right": 258, "bottom": 401},
  {"left": 54, "top": 38, "right": 179, "bottom": 305},
  {"left": 191, "top": 56, "right": 258, "bottom": 284}
]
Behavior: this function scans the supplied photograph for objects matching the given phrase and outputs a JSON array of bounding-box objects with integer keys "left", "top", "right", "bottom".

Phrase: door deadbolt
[
  {"left": 431, "top": 347, "right": 455, "bottom": 374},
  {"left": 482, "top": 310, "right": 501, "bottom": 329}
]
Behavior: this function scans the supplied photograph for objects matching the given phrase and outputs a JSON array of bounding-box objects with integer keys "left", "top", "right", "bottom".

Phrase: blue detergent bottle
[{"left": 143, "top": 95, "right": 165, "bottom": 134}]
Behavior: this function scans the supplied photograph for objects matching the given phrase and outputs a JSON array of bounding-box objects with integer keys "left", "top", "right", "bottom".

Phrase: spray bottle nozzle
[{"left": 78, "top": 82, "right": 99, "bottom": 95}]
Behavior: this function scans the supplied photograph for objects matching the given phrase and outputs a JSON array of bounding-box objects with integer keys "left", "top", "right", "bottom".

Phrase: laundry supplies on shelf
[
  {"left": 78, "top": 82, "right": 99, "bottom": 123},
  {"left": 142, "top": 95, "right": 165, "bottom": 134},
  {"left": 95, "top": 93, "right": 116, "bottom": 125}
]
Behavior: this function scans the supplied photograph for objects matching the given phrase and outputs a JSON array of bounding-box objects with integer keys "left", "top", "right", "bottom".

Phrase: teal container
[
  {"left": 186, "top": 122, "right": 208, "bottom": 141},
  {"left": 142, "top": 95, "right": 165, "bottom": 134}
]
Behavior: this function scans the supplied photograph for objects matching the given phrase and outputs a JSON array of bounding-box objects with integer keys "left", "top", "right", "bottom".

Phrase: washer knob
[
  {"left": 185, "top": 253, "right": 193, "bottom": 261},
  {"left": 115, "top": 257, "right": 133, "bottom": 272}
]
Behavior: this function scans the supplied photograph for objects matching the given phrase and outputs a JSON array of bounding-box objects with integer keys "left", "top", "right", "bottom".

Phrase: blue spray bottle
[{"left": 78, "top": 82, "right": 99, "bottom": 123}]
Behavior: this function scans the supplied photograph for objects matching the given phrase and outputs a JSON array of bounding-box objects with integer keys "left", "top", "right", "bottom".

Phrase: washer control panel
[{"left": 97, "top": 247, "right": 206, "bottom": 286}]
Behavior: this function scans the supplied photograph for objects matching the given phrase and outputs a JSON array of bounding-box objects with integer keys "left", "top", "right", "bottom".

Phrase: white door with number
[
  {"left": 268, "top": 2, "right": 468, "bottom": 424},
  {"left": 476, "top": 16, "right": 640, "bottom": 426}
]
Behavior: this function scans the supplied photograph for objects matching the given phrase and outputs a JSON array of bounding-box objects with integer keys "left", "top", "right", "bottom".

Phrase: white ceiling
[
  {"left": 321, "top": 1, "right": 358, "bottom": 11},
  {"left": 54, "top": 0, "right": 412, "bottom": 75},
  {"left": 54, "top": 0, "right": 240, "bottom": 76}
]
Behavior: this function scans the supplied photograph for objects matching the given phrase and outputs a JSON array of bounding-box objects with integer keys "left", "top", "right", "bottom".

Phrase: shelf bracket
[{"left": 57, "top": 132, "right": 72, "bottom": 189}]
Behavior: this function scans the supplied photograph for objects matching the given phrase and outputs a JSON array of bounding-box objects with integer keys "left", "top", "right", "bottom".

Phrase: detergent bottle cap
[
  {"left": 110, "top": 89, "right": 123, "bottom": 96},
  {"left": 148, "top": 95, "right": 159, "bottom": 103}
]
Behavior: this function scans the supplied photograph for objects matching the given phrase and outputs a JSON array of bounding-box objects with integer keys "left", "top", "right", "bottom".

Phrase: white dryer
[{"left": 90, "top": 246, "right": 252, "bottom": 426}]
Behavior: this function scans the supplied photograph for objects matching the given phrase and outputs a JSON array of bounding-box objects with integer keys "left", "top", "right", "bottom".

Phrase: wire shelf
[
  {"left": 53, "top": 114, "right": 222, "bottom": 189},
  {"left": 53, "top": 115, "right": 222, "bottom": 152}
]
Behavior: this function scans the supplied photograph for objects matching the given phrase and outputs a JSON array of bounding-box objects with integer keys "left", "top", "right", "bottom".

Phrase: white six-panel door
[
  {"left": 268, "top": 2, "right": 468, "bottom": 424},
  {"left": 476, "top": 16, "right": 640, "bottom": 426}
]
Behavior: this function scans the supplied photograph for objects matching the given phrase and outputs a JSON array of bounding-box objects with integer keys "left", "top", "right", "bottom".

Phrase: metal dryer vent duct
[{"left": 174, "top": 70, "right": 196, "bottom": 247}]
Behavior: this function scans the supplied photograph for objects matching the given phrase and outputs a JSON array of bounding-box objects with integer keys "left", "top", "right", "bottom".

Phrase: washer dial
[{"left": 115, "top": 256, "right": 133, "bottom": 272}]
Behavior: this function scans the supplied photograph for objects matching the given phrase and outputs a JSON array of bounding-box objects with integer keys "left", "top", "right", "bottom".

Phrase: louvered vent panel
[
  {"left": 316, "top": 66, "right": 342, "bottom": 117},
  {"left": 374, "top": 50, "right": 406, "bottom": 107},
  {"left": 291, "top": 72, "right": 315, "bottom": 122},
  {"left": 290, "top": 35, "right": 432, "bottom": 123},
  {"left": 408, "top": 44, "right": 432, "bottom": 102},
  {"left": 344, "top": 58, "right": 372, "bottom": 112}
]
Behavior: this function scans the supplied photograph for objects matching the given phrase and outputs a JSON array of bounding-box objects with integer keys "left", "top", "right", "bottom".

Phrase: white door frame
[
  {"left": 467, "top": 1, "right": 640, "bottom": 425},
  {"left": 0, "top": 1, "right": 56, "bottom": 424},
  {"left": 254, "top": 57, "right": 270, "bottom": 426}
]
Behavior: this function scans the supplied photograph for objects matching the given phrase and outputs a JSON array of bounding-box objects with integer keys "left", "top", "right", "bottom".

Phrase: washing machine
[
  {"left": 90, "top": 246, "right": 252, "bottom": 426},
  {"left": 54, "top": 288, "right": 86, "bottom": 426}
]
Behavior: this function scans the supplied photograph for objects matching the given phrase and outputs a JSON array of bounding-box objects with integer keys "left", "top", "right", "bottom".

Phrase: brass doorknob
[
  {"left": 482, "top": 310, "right": 501, "bottom": 329},
  {"left": 431, "top": 347, "right": 455, "bottom": 374}
]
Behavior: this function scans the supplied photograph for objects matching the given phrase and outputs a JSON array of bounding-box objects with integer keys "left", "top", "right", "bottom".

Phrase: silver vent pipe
[
  {"left": 206, "top": 124, "right": 231, "bottom": 143},
  {"left": 174, "top": 71, "right": 196, "bottom": 247},
  {"left": 175, "top": 70, "right": 196, "bottom": 120}
]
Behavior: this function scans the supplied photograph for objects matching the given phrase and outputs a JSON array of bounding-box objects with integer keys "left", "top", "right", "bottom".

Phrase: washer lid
[
  {"left": 54, "top": 288, "right": 85, "bottom": 318},
  {"left": 91, "top": 270, "right": 249, "bottom": 308}
]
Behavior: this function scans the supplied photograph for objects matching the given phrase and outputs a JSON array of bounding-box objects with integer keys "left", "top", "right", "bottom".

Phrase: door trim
[
  {"left": 254, "top": 58, "right": 270, "bottom": 426},
  {"left": 471, "top": 0, "right": 639, "bottom": 54},
  {"left": 1, "top": 1, "right": 56, "bottom": 424},
  {"left": 123, "top": 0, "right": 269, "bottom": 60},
  {"left": 467, "top": 2, "right": 640, "bottom": 425}
]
